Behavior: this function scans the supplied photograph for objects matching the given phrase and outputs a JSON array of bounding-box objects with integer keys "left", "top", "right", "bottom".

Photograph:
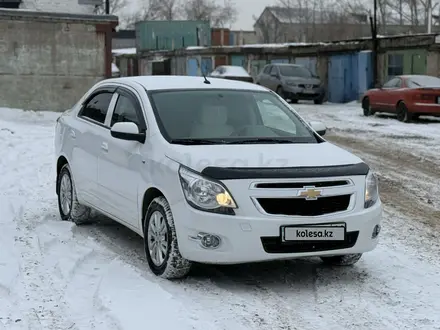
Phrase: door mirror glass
[
  {"left": 309, "top": 121, "right": 326, "bottom": 136},
  {"left": 110, "top": 122, "right": 145, "bottom": 143}
]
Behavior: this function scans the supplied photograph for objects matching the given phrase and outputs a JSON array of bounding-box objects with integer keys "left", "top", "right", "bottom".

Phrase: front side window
[
  {"left": 270, "top": 66, "right": 279, "bottom": 75},
  {"left": 279, "top": 65, "right": 312, "bottom": 78},
  {"left": 148, "top": 89, "right": 320, "bottom": 144},
  {"left": 80, "top": 92, "right": 113, "bottom": 124},
  {"left": 110, "top": 94, "right": 140, "bottom": 127}
]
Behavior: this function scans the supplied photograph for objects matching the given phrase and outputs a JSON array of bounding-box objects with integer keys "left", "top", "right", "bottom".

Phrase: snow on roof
[
  {"left": 112, "top": 48, "right": 136, "bottom": 56},
  {"left": 210, "top": 65, "right": 251, "bottom": 77},
  {"left": 102, "top": 76, "right": 266, "bottom": 91}
]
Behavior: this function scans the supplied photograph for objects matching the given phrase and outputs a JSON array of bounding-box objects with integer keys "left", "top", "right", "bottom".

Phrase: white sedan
[{"left": 54, "top": 76, "right": 382, "bottom": 279}]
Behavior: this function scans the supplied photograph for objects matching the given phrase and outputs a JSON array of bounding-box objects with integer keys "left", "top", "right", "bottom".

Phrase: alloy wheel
[
  {"left": 147, "top": 211, "right": 169, "bottom": 267},
  {"left": 59, "top": 174, "right": 72, "bottom": 215}
]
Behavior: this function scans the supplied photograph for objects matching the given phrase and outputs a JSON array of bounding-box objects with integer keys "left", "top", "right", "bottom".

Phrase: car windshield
[
  {"left": 148, "top": 89, "right": 320, "bottom": 144},
  {"left": 407, "top": 75, "right": 440, "bottom": 88},
  {"left": 279, "top": 66, "right": 313, "bottom": 78}
]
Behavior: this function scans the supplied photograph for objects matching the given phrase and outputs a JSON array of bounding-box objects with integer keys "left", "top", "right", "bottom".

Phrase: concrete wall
[
  {"left": 0, "top": 18, "right": 108, "bottom": 111},
  {"left": 427, "top": 51, "right": 440, "bottom": 78},
  {"left": 20, "top": 0, "right": 94, "bottom": 14}
]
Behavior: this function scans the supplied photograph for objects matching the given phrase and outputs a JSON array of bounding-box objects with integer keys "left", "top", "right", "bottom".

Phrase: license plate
[
  {"left": 282, "top": 224, "right": 346, "bottom": 241},
  {"left": 303, "top": 89, "right": 315, "bottom": 94}
]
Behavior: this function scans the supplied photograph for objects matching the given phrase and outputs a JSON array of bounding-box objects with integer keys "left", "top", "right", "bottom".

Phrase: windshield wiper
[
  {"left": 170, "top": 138, "right": 226, "bottom": 145},
  {"left": 225, "top": 138, "right": 294, "bottom": 144}
]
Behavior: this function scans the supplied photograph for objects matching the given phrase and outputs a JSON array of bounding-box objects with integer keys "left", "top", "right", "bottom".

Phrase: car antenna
[
  {"left": 200, "top": 64, "right": 211, "bottom": 84},
  {"left": 202, "top": 72, "right": 211, "bottom": 84}
]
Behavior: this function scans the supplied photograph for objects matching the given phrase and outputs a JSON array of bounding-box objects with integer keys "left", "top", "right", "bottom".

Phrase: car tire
[
  {"left": 314, "top": 97, "right": 324, "bottom": 105},
  {"left": 320, "top": 253, "right": 363, "bottom": 266},
  {"left": 276, "top": 86, "right": 286, "bottom": 100},
  {"left": 144, "top": 196, "right": 192, "bottom": 279},
  {"left": 57, "top": 163, "right": 91, "bottom": 225},
  {"left": 396, "top": 102, "right": 412, "bottom": 122},
  {"left": 362, "top": 97, "right": 375, "bottom": 116}
]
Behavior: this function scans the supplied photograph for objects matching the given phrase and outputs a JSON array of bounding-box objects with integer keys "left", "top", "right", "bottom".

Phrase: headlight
[
  {"left": 364, "top": 171, "right": 379, "bottom": 208},
  {"left": 178, "top": 166, "right": 237, "bottom": 215}
]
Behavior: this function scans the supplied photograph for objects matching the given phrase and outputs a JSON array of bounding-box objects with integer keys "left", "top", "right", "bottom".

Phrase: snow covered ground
[{"left": 1, "top": 104, "right": 440, "bottom": 330}]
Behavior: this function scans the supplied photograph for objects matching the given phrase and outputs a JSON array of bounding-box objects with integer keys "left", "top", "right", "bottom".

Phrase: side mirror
[
  {"left": 309, "top": 121, "right": 326, "bottom": 136},
  {"left": 110, "top": 122, "right": 145, "bottom": 143},
  {"left": 374, "top": 83, "right": 382, "bottom": 89}
]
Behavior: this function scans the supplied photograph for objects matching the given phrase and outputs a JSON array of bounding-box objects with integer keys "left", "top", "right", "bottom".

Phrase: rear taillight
[{"left": 414, "top": 94, "right": 434, "bottom": 102}]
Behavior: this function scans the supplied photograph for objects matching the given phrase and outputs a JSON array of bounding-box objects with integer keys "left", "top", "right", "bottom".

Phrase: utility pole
[
  {"left": 370, "top": 0, "right": 379, "bottom": 87},
  {"left": 427, "top": 0, "right": 433, "bottom": 33},
  {"left": 105, "top": 0, "right": 110, "bottom": 14}
]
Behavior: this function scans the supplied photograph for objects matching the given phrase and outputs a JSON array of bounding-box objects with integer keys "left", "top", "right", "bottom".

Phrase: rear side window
[
  {"left": 110, "top": 94, "right": 140, "bottom": 127},
  {"left": 80, "top": 92, "right": 113, "bottom": 124}
]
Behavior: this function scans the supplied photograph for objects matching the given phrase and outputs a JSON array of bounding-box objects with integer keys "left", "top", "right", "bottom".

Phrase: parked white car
[{"left": 54, "top": 75, "right": 382, "bottom": 279}]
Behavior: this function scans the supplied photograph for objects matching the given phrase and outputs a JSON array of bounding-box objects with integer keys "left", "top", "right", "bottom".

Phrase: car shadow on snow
[
  {"left": 374, "top": 113, "right": 440, "bottom": 124},
  {"left": 76, "top": 214, "right": 372, "bottom": 289}
]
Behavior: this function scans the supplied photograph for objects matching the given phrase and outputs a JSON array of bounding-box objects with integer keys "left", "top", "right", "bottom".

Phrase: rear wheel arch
[{"left": 56, "top": 156, "right": 69, "bottom": 195}]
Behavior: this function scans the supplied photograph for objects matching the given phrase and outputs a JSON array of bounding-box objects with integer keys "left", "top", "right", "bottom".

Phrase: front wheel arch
[
  {"left": 362, "top": 96, "right": 369, "bottom": 109},
  {"left": 141, "top": 187, "right": 165, "bottom": 232}
]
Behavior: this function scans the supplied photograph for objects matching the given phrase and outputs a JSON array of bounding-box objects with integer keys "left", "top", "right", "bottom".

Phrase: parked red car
[{"left": 362, "top": 75, "right": 440, "bottom": 122}]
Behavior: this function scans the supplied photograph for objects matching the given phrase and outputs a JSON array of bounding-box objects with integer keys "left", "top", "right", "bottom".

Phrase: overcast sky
[{"left": 125, "top": 0, "right": 272, "bottom": 30}]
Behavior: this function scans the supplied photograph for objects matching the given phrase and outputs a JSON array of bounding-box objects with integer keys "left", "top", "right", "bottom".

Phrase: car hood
[
  {"left": 284, "top": 77, "right": 321, "bottom": 85},
  {"left": 164, "top": 142, "right": 364, "bottom": 173}
]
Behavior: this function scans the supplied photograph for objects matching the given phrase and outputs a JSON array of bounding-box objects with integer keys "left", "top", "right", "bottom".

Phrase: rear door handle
[
  {"left": 101, "top": 142, "right": 108, "bottom": 152},
  {"left": 70, "top": 130, "right": 76, "bottom": 139}
]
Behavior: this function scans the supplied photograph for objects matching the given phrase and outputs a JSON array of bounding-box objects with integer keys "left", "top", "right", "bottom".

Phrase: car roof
[
  {"left": 399, "top": 74, "right": 436, "bottom": 79},
  {"left": 102, "top": 75, "right": 266, "bottom": 92},
  {"left": 269, "top": 63, "right": 301, "bottom": 67}
]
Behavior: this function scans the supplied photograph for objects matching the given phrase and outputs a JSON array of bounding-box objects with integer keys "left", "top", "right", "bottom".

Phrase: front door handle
[{"left": 101, "top": 142, "right": 108, "bottom": 152}]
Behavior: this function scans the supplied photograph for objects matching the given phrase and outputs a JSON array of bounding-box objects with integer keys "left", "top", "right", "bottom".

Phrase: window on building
[{"left": 387, "top": 54, "right": 404, "bottom": 78}]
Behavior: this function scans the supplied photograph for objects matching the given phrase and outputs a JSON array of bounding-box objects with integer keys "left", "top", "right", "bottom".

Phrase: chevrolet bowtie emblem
[{"left": 297, "top": 187, "right": 322, "bottom": 200}]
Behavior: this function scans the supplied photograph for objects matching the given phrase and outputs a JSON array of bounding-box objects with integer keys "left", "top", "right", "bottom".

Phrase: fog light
[
  {"left": 188, "top": 232, "right": 221, "bottom": 249},
  {"left": 372, "top": 225, "right": 381, "bottom": 239}
]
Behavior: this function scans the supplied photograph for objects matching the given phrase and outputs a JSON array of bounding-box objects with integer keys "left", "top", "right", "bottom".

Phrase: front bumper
[
  {"left": 171, "top": 199, "right": 382, "bottom": 264},
  {"left": 283, "top": 85, "right": 325, "bottom": 101}
]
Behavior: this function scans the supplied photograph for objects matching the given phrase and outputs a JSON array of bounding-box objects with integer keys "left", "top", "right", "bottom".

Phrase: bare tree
[
  {"left": 182, "top": 0, "right": 238, "bottom": 27},
  {"left": 94, "top": 0, "right": 127, "bottom": 15},
  {"left": 150, "top": 0, "right": 180, "bottom": 20}
]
